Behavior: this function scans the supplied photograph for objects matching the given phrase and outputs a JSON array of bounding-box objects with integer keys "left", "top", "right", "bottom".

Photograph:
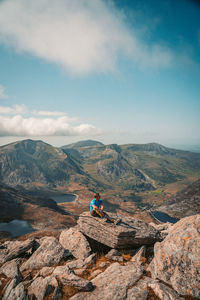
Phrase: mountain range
[{"left": 0, "top": 139, "right": 200, "bottom": 196}]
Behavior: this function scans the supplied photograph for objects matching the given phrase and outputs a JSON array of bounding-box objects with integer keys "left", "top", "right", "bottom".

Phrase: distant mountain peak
[{"left": 62, "top": 139, "right": 104, "bottom": 149}]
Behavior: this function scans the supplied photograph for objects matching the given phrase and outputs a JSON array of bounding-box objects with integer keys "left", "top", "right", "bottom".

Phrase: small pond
[
  {"left": 152, "top": 211, "right": 179, "bottom": 223},
  {"left": 50, "top": 193, "right": 76, "bottom": 203},
  {"left": 0, "top": 219, "right": 35, "bottom": 238}
]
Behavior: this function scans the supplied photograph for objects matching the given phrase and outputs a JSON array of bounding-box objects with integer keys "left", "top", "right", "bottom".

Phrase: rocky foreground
[{"left": 0, "top": 213, "right": 199, "bottom": 299}]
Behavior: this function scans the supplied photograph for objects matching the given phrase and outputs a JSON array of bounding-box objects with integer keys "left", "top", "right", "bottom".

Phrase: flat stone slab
[{"left": 77, "top": 212, "right": 161, "bottom": 249}]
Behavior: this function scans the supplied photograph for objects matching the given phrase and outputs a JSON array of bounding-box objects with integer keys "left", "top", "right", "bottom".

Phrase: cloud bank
[
  {"left": 0, "top": 105, "right": 101, "bottom": 137},
  {"left": 0, "top": 0, "right": 173, "bottom": 74}
]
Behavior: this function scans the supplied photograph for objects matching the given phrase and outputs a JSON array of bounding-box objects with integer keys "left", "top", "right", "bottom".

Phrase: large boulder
[
  {"left": 148, "top": 214, "right": 200, "bottom": 298},
  {"left": 77, "top": 212, "right": 161, "bottom": 249},
  {"left": 2, "top": 278, "right": 27, "bottom": 300},
  {"left": 0, "top": 239, "right": 35, "bottom": 265},
  {"left": 59, "top": 227, "right": 91, "bottom": 259},
  {"left": 20, "top": 237, "right": 66, "bottom": 271},
  {"left": 0, "top": 259, "right": 22, "bottom": 280},
  {"left": 71, "top": 259, "right": 143, "bottom": 300}
]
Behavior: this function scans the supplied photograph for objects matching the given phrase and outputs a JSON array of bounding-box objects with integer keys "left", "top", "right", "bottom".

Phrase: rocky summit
[
  {"left": 0, "top": 213, "right": 199, "bottom": 299},
  {"left": 77, "top": 212, "right": 161, "bottom": 249}
]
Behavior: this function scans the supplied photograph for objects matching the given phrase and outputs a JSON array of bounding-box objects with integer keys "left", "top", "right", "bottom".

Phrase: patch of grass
[{"left": 151, "top": 189, "right": 163, "bottom": 195}]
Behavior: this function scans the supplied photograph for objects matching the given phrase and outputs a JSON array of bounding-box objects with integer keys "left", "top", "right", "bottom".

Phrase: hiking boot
[{"left": 106, "top": 218, "right": 115, "bottom": 223}]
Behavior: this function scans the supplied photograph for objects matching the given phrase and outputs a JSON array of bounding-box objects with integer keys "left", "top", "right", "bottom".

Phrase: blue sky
[{"left": 0, "top": 0, "right": 199, "bottom": 149}]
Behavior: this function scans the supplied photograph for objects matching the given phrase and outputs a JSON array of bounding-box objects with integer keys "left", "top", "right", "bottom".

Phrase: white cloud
[
  {"left": 0, "top": 0, "right": 173, "bottom": 74},
  {"left": 0, "top": 115, "right": 101, "bottom": 137},
  {"left": 0, "top": 104, "right": 27, "bottom": 114},
  {"left": 0, "top": 85, "right": 7, "bottom": 99},
  {"left": 33, "top": 110, "right": 67, "bottom": 117}
]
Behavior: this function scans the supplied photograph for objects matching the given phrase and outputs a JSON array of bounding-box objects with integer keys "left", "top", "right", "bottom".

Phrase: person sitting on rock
[{"left": 90, "top": 193, "right": 121, "bottom": 224}]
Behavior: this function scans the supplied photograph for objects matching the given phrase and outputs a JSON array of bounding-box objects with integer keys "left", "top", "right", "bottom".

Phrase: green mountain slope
[
  {"left": 0, "top": 139, "right": 84, "bottom": 189},
  {"left": 0, "top": 139, "right": 200, "bottom": 195},
  {"left": 65, "top": 142, "right": 200, "bottom": 191}
]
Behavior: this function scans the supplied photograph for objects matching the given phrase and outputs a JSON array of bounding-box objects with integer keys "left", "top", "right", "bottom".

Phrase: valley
[{"left": 0, "top": 139, "right": 200, "bottom": 239}]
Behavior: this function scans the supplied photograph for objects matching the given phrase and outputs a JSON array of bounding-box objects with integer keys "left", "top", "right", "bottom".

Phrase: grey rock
[
  {"left": 20, "top": 237, "right": 65, "bottom": 271},
  {"left": 73, "top": 268, "right": 86, "bottom": 276},
  {"left": 71, "top": 260, "right": 143, "bottom": 300},
  {"left": 34, "top": 266, "right": 55, "bottom": 280},
  {"left": 89, "top": 269, "right": 102, "bottom": 280},
  {"left": 105, "top": 249, "right": 123, "bottom": 262},
  {"left": 28, "top": 276, "right": 54, "bottom": 300},
  {"left": 84, "top": 253, "right": 96, "bottom": 266},
  {"left": 149, "top": 222, "right": 173, "bottom": 231},
  {"left": 130, "top": 246, "right": 146, "bottom": 263},
  {"left": 126, "top": 276, "right": 153, "bottom": 300},
  {"left": 112, "top": 256, "right": 123, "bottom": 262},
  {"left": 105, "top": 249, "right": 122, "bottom": 259},
  {"left": 59, "top": 227, "right": 91, "bottom": 259},
  {"left": 66, "top": 259, "right": 85, "bottom": 270},
  {"left": 148, "top": 281, "right": 184, "bottom": 300},
  {"left": 0, "top": 259, "right": 22, "bottom": 280},
  {"left": 148, "top": 214, "right": 200, "bottom": 298},
  {"left": 56, "top": 273, "right": 93, "bottom": 291},
  {"left": 53, "top": 264, "right": 72, "bottom": 276},
  {"left": 0, "top": 239, "right": 34, "bottom": 264},
  {"left": 78, "top": 212, "right": 161, "bottom": 249},
  {"left": 52, "top": 286, "right": 62, "bottom": 300},
  {"left": 3, "top": 278, "right": 28, "bottom": 300},
  {"left": 98, "top": 262, "right": 108, "bottom": 268}
]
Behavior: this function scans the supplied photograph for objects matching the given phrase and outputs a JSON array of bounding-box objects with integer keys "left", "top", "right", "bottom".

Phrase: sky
[{"left": 0, "top": 0, "right": 199, "bottom": 150}]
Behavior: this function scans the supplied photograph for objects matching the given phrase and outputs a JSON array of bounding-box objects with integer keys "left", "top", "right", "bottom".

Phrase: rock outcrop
[
  {"left": 0, "top": 213, "right": 199, "bottom": 300},
  {"left": 148, "top": 214, "right": 200, "bottom": 298},
  {"left": 77, "top": 212, "right": 161, "bottom": 249},
  {"left": 0, "top": 239, "right": 34, "bottom": 264},
  {"left": 71, "top": 260, "right": 143, "bottom": 300},
  {"left": 20, "top": 237, "right": 67, "bottom": 271}
]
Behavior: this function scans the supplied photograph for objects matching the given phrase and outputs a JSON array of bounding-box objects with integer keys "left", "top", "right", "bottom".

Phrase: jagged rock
[
  {"left": 20, "top": 237, "right": 65, "bottom": 271},
  {"left": 52, "top": 286, "right": 62, "bottom": 300},
  {"left": 149, "top": 222, "right": 173, "bottom": 231},
  {"left": 130, "top": 246, "right": 146, "bottom": 264},
  {"left": 73, "top": 268, "right": 86, "bottom": 276},
  {"left": 28, "top": 276, "right": 56, "bottom": 300},
  {"left": 59, "top": 227, "right": 91, "bottom": 259},
  {"left": 84, "top": 253, "right": 96, "bottom": 266},
  {"left": 0, "top": 259, "right": 22, "bottom": 280},
  {"left": 98, "top": 262, "right": 108, "bottom": 268},
  {"left": 34, "top": 266, "right": 55, "bottom": 279},
  {"left": 89, "top": 269, "right": 102, "bottom": 280},
  {"left": 56, "top": 273, "right": 93, "bottom": 291},
  {"left": 148, "top": 281, "right": 184, "bottom": 300},
  {"left": 0, "top": 239, "right": 35, "bottom": 264},
  {"left": 71, "top": 259, "right": 143, "bottom": 300},
  {"left": 66, "top": 259, "right": 85, "bottom": 270},
  {"left": 149, "top": 222, "right": 173, "bottom": 239},
  {"left": 53, "top": 265, "right": 71, "bottom": 276},
  {"left": 105, "top": 249, "right": 122, "bottom": 259},
  {"left": 126, "top": 276, "right": 152, "bottom": 300},
  {"left": 2, "top": 278, "right": 28, "bottom": 300},
  {"left": 78, "top": 212, "right": 161, "bottom": 249},
  {"left": 148, "top": 214, "right": 200, "bottom": 298},
  {"left": 105, "top": 249, "right": 123, "bottom": 262}
]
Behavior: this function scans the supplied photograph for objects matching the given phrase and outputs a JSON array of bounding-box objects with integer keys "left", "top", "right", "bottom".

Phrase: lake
[
  {"left": 0, "top": 219, "right": 35, "bottom": 238},
  {"left": 152, "top": 211, "right": 179, "bottom": 223},
  {"left": 50, "top": 193, "right": 76, "bottom": 203}
]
